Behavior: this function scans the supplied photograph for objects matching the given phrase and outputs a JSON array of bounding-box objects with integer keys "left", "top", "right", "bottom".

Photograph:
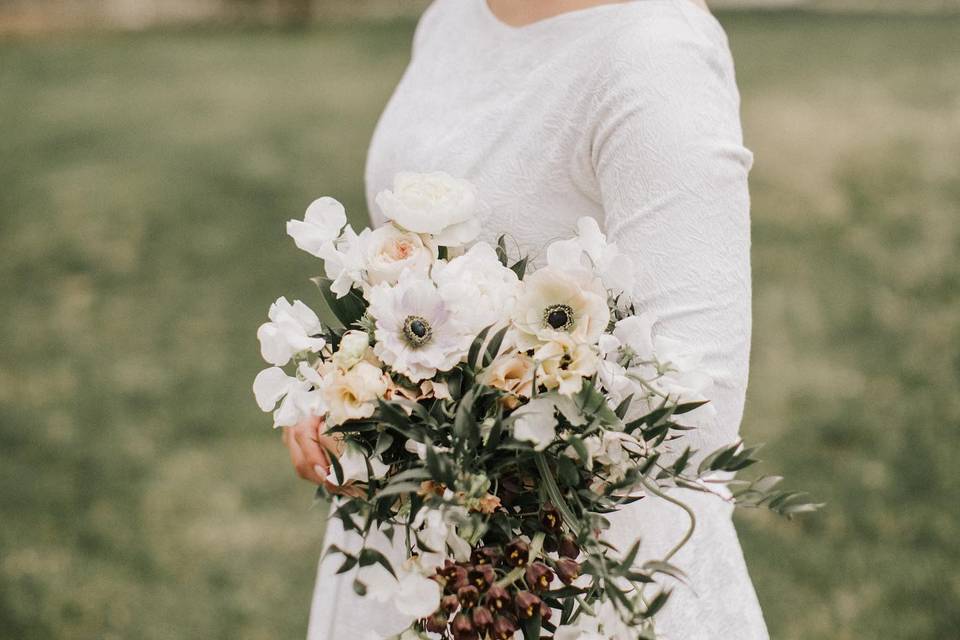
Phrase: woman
[{"left": 285, "top": 0, "right": 767, "bottom": 637}]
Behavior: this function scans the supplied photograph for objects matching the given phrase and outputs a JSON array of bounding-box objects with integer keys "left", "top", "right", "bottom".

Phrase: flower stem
[{"left": 638, "top": 475, "right": 696, "bottom": 563}]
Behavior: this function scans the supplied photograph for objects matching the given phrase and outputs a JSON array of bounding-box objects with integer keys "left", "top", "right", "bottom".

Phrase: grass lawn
[{"left": 1, "top": 11, "right": 958, "bottom": 640}]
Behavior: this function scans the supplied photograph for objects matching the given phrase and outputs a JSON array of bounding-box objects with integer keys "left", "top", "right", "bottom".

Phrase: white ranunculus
[
  {"left": 256, "top": 297, "right": 326, "bottom": 366},
  {"left": 432, "top": 242, "right": 520, "bottom": 335},
  {"left": 252, "top": 363, "right": 325, "bottom": 428},
  {"left": 364, "top": 223, "right": 436, "bottom": 286},
  {"left": 286, "top": 197, "right": 347, "bottom": 257},
  {"left": 332, "top": 330, "right": 370, "bottom": 370},
  {"left": 323, "top": 360, "right": 388, "bottom": 427},
  {"left": 512, "top": 397, "right": 559, "bottom": 450},
  {"left": 511, "top": 265, "right": 610, "bottom": 349},
  {"left": 368, "top": 271, "right": 472, "bottom": 382},
  {"left": 412, "top": 505, "right": 472, "bottom": 562},
  {"left": 374, "top": 171, "right": 482, "bottom": 247},
  {"left": 317, "top": 225, "right": 370, "bottom": 298}
]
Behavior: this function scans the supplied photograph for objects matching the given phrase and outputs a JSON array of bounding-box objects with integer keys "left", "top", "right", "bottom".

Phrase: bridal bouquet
[{"left": 253, "top": 172, "right": 817, "bottom": 640}]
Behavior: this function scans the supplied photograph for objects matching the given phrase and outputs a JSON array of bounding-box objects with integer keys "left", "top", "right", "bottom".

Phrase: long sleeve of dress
[
  {"left": 580, "top": 14, "right": 769, "bottom": 640},
  {"left": 592, "top": 16, "right": 754, "bottom": 456}
]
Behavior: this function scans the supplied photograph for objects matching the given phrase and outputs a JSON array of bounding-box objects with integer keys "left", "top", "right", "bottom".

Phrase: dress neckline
[
  {"left": 478, "top": 0, "right": 636, "bottom": 34},
  {"left": 477, "top": 0, "right": 723, "bottom": 41}
]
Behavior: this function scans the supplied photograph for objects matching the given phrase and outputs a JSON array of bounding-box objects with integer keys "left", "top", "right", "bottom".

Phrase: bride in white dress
[{"left": 284, "top": 0, "right": 768, "bottom": 637}]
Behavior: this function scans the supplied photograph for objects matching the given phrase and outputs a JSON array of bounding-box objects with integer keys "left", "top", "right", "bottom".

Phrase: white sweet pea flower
[
  {"left": 368, "top": 271, "right": 472, "bottom": 382},
  {"left": 375, "top": 171, "right": 482, "bottom": 247},
  {"left": 432, "top": 242, "right": 520, "bottom": 335},
  {"left": 364, "top": 223, "right": 436, "bottom": 286},
  {"left": 359, "top": 559, "right": 442, "bottom": 621},
  {"left": 546, "top": 218, "right": 635, "bottom": 295},
  {"left": 512, "top": 397, "right": 559, "bottom": 450},
  {"left": 256, "top": 297, "right": 326, "bottom": 366},
  {"left": 326, "top": 440, "right": 389, "bottom": 486},
  {"left": 317, "top": 225, "right": 370, "bottom": 298},
  {"left": 252, "top": 363, "right": 325, "bottom": 428},
  {"left": 332, "top": 330, "right": 371, "bottom": 370},
  {"left": 412, "top": 504, "right": 472, "bottom": 562},
  {"left": 511, "top": 265, "right": 610, "bottom": 349},
  {"left": 286, "top": 197, "right": 347, "bottom": 257}
]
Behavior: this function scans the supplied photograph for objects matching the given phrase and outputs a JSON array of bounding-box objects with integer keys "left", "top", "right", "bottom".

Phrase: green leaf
[
  {"left": 483, "top": 325, "right": 511, "bottom": 367},
  {"left": 468, "top": 326, "right": 493, "bottom": 370},
  {"left": 520, "top": 611, "right": 541, "bottom": 639},
  {"left": 496, "top": 235, "right": 509, "bottom": 266},
  {"left": 510, "top": 257, "right": 529, "bottom": 279},
  {"left": 358, "top": 548, "right": 396, "bottom": 577},
  {"left": 310, "top": 276, "right": 366, "bottom": 328},
  {"left": 373, "top": 481, "right": 423, "bottom": 500}
]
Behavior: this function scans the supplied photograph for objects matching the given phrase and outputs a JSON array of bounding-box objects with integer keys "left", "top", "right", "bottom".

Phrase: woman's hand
[{"left": 282, "top": 416, "right": 347, "bottom": 492}]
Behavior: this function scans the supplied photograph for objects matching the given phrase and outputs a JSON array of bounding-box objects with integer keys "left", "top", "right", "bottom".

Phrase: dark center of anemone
[
  {"left": 543, "top": 304, "right": 575, "bottom": 331},
  {"left": 402, "top": 315, "right": 433, "bottom": 348}
]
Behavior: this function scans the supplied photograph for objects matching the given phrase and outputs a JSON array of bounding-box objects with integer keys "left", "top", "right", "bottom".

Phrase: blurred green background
[{"left": 1, "top": 4, "right": 959, "bottom": 640}]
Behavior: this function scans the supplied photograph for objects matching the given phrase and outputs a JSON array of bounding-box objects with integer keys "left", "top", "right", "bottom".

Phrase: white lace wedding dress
[{"left": 308, "top": 0, "right": 767, "bottom": 637}]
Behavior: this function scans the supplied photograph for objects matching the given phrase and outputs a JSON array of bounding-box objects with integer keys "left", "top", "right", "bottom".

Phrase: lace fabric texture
[{"left": 308, "top": 1, "right": 768, "bottom": 637}]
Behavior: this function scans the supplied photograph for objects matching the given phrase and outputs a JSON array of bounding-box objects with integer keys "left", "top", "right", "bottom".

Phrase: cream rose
[
  {"left": 364, "top": 223, "right": 436, "bottom": 286},
  {"left": 323, "top": 361, "right": 388, "bottom": 427},
  {"left": 480, "top": 350, "right": 536, "bottom": 407},
  {"left": 374, "top": 171, "right": 482, "bottom": 247}
]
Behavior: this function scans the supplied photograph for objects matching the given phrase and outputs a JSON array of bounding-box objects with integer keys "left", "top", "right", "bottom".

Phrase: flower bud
[
  {"left": 440, "top": 564, "right": 469, "bottom": 593},
  {"left": 554, "top": 557, "right": 581, "bottom": 584},
  {"left": 524, "top": 561, "right": 554, "bottom": 593},
  {"left": 471, "top": 606, "right": 495, "bottom": 632},
  {"left": 471, "top": 546, "right": 501, "bottom": 566},
  {"left": 540, "top": 505, "right": 562, "bottom": 532},
  {"left": 514, "top": 591, "right": 542, "bottom": 619},
  {"left": 457, "top": 585, "right": 480, "bottom": 609},
  {"left": 441, "top": 594, "right": 460, "bottom": 613},
  {"left": 505, "top": 539, "right": 530, "bottom": 567},
  {"left": 469, "top": 564, "right": 495, "bottom": 590},
  {"left": 557, "top": 534, "right": 580, "bottom": 559},
  {"left": 485, "top": 584, "right": 511, "bottom": 612},
  {"left": 451, "top": 612, "right": 478, "bottom": 640},
  {"left": 425, "top": 611, "right": 448, "bottom": 633},
  {"left": 492, "top": 616, "right": 518, "bottom": 640}
]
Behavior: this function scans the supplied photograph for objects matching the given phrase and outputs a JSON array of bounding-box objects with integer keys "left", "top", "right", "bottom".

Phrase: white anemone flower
[
  {"left": 375, "top": 171, "right": 482, "bottom": 247},
  {"left": 317, "top": 225, "right": 370, "bottom": 298},
  {"left": 432, "top": 242, "right": 520, "bottom": 335},
  {"left": 286, "top": 197, "right": 347, "bottom": 257},
  {"left": 256, "top": 296, "right": 326, "bottom": 366},
  {"left": 511, "top": 265, "right": 610, "bottom": 349},
  {"left": 368, "top": 272, "right": 472, "bottom": 382},
  {"left": 547, "top": 217, "right": 635, "bottom": 295},
  {"left": 512, "top": 397, "right": 559, "bottom": 450},
  {"left": 252, "top": 362, "right": 325, "bottom": 428}
]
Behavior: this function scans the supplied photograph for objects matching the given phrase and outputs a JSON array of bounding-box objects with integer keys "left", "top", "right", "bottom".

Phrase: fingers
[{"left": 283, "top": 425, "right": 327, "bottom": 485}]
